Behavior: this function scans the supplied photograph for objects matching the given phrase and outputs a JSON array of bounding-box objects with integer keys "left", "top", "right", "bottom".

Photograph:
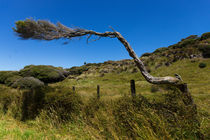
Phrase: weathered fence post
[
  {"left": 72, "top": 86, "right": 75, "bottom": 93},
  {"left": 97, "top": 85, "right": 100, "bottom": 99},
  {"left": 130, "top": 79, "right": 136, "bottom": 97}
]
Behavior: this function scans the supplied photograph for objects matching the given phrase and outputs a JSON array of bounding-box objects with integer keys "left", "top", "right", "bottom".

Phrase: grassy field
[{"left": 0, "top": 58, "right": 209, "bottom": 139}]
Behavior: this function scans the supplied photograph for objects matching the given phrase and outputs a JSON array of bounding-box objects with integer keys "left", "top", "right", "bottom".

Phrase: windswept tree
[{"left": 13, "top": 19, "right": 189, "bottom": 95}]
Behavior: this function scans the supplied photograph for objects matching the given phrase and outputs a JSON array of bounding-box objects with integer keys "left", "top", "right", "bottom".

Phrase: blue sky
[{"left": 1, "top": 0, "right": 210, "bottom": 70}]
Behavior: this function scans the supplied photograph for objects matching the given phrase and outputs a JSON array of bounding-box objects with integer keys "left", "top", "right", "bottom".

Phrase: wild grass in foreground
[{"left": 0, "top": 83, "right": 208, "bottom": 139}]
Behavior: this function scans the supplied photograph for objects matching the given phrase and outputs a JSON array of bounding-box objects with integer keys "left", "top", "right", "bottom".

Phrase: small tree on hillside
[{"left": 13, "top": 19, "right": 189, "bottom": 96}]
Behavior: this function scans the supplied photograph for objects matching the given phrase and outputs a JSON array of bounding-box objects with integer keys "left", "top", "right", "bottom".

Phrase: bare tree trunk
[
  {"left": 79, "top": 30, "right": 181, "bottom": 85},
  {"left": 85, "top": 30, "right": 186, "bottom": 93},
  {"left": 114, "top": 32, "right": 180, "bottom": 85},
  {"left": 69, "top": 30, "right": 181, "bottom": 86}
]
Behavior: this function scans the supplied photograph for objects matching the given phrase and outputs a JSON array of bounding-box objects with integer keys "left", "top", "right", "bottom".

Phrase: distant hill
[{"left": 66, "top": 32, "right": 210, "bottom": 77}]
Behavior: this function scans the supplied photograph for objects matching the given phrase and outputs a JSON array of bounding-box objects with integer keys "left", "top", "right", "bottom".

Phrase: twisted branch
[{"left": 13, "top": 19, "right": 181, "bottom": 85}]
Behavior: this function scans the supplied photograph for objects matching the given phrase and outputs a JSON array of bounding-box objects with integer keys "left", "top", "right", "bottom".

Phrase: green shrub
[
  {"left": 0, "top": 85, "right": 82, "bottom": 122},
  {"left": 42, "top": 86, "right": 83, "bottom": 123},
  {"left": 201, "top": 32, "right": 210, "bottom": 40},
  {"left": 0, "top": 86, "right": 14, "bottom": 114},
  {"left": 184, "top": 35, "right": 199, "bottom": 40},
  {"left": 0, "top": 86, "right": 43, "bottom": 120},
  {"left": 198, "top": 45, "right": 210, "bottom": 58},
  {"left": 85, "top": 63, "right": 102, "bottom": 67},
  {"left": 113, "top": 95, "right": 167, "bottom": 139},
  {"left": 199, "top": 63, "right": 207, "bottom": 68},
  {"left": 66, "top": 66, "right": 89, "bottom": 75},
  {"left": 0, "top": 71, "right": 20, "bottom": 84},
  {"left": 181, "top": 35, "right": 199, "bottom": 42},
  {"left": 112, "top": 87, "right": 203, "bottom": 139},
  {"left": 18, "top": 89, "right": 45, "bottom": 121},
  {"left": 19, "top": 65, "right": 68, "bottom": 83},
  {"left": 141, "top": 52, "right": 151, "bottom": 57},
  {"left": 11, "top": 77, "right": 45, "bottom": 89},
  {"left": 179, "top": 39, "right": 197, "bottom": 48},
  {"left": 4, "top": 75, "right": 22, "bottom": 86},
  {"left": 154, "top": 47, "right": 168, "bottom": 53},
  {"left": 168, "top": 44, "right": 179, "bottom": 49},
  {"left": 83, "top": 97, "right": 105, "bottom": 119}
]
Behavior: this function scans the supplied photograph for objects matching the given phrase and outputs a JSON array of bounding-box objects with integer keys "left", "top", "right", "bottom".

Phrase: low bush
[
  {"left": 201, "top": 32, "right": 210, "bottom": 40},
  {"left": 11, "top": 77, "right": 45, "bottom": 89},
  {"left": 0, "top": 71, "right": 20, "bottom": 84},
  {"left": 154, "top": 47, "right": 168, "bottom": 53},
  {"left": 168, "top": 44, "right": 179, "bottom": 49},
  {"left": 0, "top": 86, "right": 17, "bottom": 114},
  {"left": 113, "top": 87, "right": 203, "bottom": 139},
  {"left": 198, "top": 45, "right": 210, "bottom": 58},
  {"left": 113, "top": 95, "right": 159, "bottom": 138},
  {"left": 4, "top": 75, "right": 22, "bottom": 86},
  {"left": 19, "top": 65, "right": 68, "bottom": 83},
  {"left": 179, "top": 38, "right": 197, "bottom": 48},
  {"left": 83, "top": 97, "right": 105, "bottom": 119},
  {"left": 41, "top": 86, "right": 83, "bottom": 124},
  {"left": 0, "top": 85, "right": 46, "bottom": 120},
  {"left": 66, "top": 66, "right": 89, "bottom": 75},
  {"left": 141, "top": 52, "right": 151, "bottom": 57},
  {"left": 199, "top": 63, "right": 207, "bottom": 68},
  {"left": 0, "top": 85, "right": 82, "bottom": 122},
  {"left": 18, "top": 89, "right": 46, "bottom": 120},
  {"left": 184, "top": 35, "right": 199, "bottom": 40}
]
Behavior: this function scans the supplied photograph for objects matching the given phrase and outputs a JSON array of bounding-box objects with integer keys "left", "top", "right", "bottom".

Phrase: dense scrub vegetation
[
  {"left": 0, "top": 84, "right": 205, "bottom": 139},
  {"left": 0, "top": 65, "right": 70, "bottom": 90}
]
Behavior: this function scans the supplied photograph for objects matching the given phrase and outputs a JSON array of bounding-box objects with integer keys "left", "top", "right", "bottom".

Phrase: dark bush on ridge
[
  {"left": 179, "top": 38, "right": 197, "bottom": 48},
  {"left": 154, "top": 47, "right": 168, "bottom": 53},
  {"left": 141, "top": 52, "right": 151, "bottom": 57},
  {"left": 201, "top": 32, "right": 210, "bottom": 40},
  {"left": 66, "top": 66, "right": 89, "bottom": 75}
]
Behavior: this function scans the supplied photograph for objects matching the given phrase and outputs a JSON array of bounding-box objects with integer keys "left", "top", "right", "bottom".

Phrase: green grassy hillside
[{"left": 0, "top": 58, "right": 209, "bottom": 139}]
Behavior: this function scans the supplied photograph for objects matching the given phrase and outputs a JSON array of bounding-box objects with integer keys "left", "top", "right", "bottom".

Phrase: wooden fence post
[
  {"left": 130, "top": 79, "right": 136, "bottom": 97},
  {"left": 97, "top": 85, "right": 100, "bottom": 99},
  {"left": 72, "top": 86, "right": 75, "bottom": 93}
]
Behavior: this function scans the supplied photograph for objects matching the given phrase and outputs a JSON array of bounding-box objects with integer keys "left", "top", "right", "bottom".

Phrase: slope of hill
[{"left": 66, "top": 32, "right": 210, "bottom": 78}]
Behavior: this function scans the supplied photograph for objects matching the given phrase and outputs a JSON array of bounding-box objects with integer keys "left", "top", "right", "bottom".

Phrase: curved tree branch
[{"left": 13, "top": 19, "right": 181, "bottom": 86}]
